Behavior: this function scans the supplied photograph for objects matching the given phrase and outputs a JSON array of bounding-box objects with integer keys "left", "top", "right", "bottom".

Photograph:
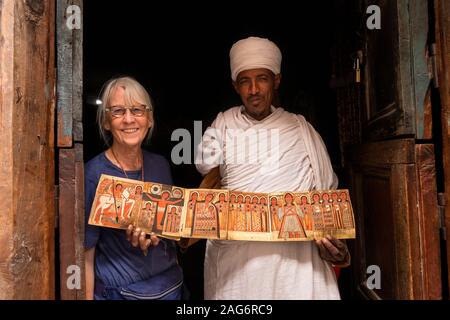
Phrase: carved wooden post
[{"left": 0, "top": 0, "right": 56, "bottom": 299}]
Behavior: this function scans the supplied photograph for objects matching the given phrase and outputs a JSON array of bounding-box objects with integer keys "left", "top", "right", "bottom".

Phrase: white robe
[{"left": 195, "top": 106, "right": 340, "bottom": 300}]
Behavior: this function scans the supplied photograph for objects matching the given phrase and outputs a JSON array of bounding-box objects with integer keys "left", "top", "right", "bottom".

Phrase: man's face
[{"left": 233, "top": 68, "right": 281, "bottom": 121}]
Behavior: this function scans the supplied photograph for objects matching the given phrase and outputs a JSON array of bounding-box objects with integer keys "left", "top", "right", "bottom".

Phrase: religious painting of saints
[
  {"left": 335, "top": 190, "right": 356, "bottom": 238},
  {"left": 311, "top": 190, "right": 356, "bottom": 239},
  {"left": 310, "top": 191, "right": 325, "bottom": 233},
  {"left": 136, "top": 201, "right": 157, "bottom": 233},
  {"left": 90, "top": 174, "right": 356, "bottom": 241},
  {"left": 268, "top": 194, "right": 283, "bottom": 235},
  {"left": 181, "top": 190, "right": 199, "bottom": 237},
  {"left": 162, "top": 205, "right": 183, "bottom": 237},
  {"left": 89, "top": 174, "right": 144, "bottom": 230},
  {"left": 276, "top": 192, "right": 308, "bottom": 241},
  {"left": 228, "top": 191, "right": 271, "bottom": 241},
  {"left": 140, "top": 183, "right": 185, "bottom": 236},
  {"left": 320, "top": 191, "right": 336, "bottom": 231},
  {"left": 184, "top": 189, "right": 224, "bottom": 240},
  {"left": 331, "top": 191, "right": 344, "bottom": 230},
  {"left": 214, "top": 192, "right": 230, "bottom": 239},
  {"left": 294, "top": 193, "right": 313, "bottom": 234}
]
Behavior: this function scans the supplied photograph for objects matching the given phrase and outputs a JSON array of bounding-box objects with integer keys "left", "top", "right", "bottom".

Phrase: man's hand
[
  {"left": 315, "top": 235, "right": 350, "bottom": 267},
  {"left": 126, "top": 225, "right": 160, "bottom": 256}
]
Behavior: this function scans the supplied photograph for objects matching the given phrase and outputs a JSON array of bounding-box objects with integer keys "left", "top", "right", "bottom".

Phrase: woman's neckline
[{"left": 102, "top": 151, "right": 143, "bottom": 174}]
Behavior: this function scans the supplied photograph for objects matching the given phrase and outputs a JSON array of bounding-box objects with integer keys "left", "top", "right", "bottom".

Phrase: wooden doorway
[
  {"left": 332, "top": 0, "right": 447, "bottom": 299},
  {"left": 54, "top": 0, "right": 449, "bottom": 300}
]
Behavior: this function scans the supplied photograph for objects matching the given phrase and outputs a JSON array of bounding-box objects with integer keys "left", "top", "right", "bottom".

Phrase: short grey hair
[{"left": 97, "top": 76, "right": 154, "bottom": 146}]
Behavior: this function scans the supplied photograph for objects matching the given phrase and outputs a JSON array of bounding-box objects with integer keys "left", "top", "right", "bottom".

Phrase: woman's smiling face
[{"left": 104, "top": 86, "right": 152, "bottom": 149}]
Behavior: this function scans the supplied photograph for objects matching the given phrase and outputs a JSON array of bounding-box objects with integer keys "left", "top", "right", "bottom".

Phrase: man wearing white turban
[{"left": 195, "top": 36, "right": 350, "bottom": 299}]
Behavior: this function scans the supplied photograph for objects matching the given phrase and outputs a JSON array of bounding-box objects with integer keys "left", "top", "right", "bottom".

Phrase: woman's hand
[
  {"left": 315, "top": 235, "right": 350, "bottom": 267},
  {"left": 126, "top": 225, "right": 160, "bottom": 255}
]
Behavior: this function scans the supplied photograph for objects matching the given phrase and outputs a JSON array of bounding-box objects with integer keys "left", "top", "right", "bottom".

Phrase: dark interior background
[{"left": 83, "top": 0, "right": 342, "bottom": 300}]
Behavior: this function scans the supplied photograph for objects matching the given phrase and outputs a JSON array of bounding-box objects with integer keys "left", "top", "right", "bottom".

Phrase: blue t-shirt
[{"left": 84, "top": 150, "right": 183, "bottom": 291}]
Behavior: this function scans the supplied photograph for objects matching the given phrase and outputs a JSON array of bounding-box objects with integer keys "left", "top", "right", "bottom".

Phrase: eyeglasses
[{"left": 106, "top": 105, "right": 151, "bottom": 118}]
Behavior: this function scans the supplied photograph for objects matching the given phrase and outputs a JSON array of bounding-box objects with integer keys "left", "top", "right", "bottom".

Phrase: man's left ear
[{"left": 274, "top": 74, "right": 282, "bottom": 90}]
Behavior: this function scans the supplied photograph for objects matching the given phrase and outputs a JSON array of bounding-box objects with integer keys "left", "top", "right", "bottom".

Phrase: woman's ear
[{"left": 148, "top": 114, "right": 154, "bottom": 129}]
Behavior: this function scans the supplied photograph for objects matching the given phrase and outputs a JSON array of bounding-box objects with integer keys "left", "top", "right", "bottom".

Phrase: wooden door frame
[
  {"left": 56, "top": 0, "right": 85, "bottom": 299},
  {"left": 435, "top": 0, "right": 450, "bottom": 295},
  {"left": 51, "top": 0, "right": 450, "bottom": 300},
  {"left": 0, "top": 0, "right": 56, "bottom": 299}
]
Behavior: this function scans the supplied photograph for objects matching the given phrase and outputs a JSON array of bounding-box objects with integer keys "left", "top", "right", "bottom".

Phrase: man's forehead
[{"left": 236, "top": 68, "right": 275, "bottom": 80}]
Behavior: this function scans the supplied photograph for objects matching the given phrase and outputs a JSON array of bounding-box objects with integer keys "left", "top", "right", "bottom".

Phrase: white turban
[{"left": 230, "top": 36, "right": 282, "bottom": 81}]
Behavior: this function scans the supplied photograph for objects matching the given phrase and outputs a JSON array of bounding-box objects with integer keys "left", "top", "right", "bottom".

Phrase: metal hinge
[
  {"left": 55, "top": 185, "right": 60, "bottom": 228},
  {"left": 438, "top": 193, "right": 446, "bottom": 240},
  {"left": 428, "top": 43, "right": 439, "bottom": 88}
]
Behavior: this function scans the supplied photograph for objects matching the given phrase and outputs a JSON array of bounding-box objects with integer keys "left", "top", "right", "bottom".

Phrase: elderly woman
[{"left": 84, "top": 76, "right": 183, "bottom": 300}]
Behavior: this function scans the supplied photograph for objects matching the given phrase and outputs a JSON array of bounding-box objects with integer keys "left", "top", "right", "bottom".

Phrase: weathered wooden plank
[
  {"left": 57, "top": 0, "right": 73, "bottom": 147},
  {"left": 410, "top": 0, "right": 431, "bottom": 139},
  {"left": 59, "top": 149, "right": 75, "bottom": 299},
  {"left": 347, "top": 139, "right": 415, "bottom": 166},
  {"left": 56, "top": 0, "right": 84, "bottom": 299},
  {"left": 74, "top": 144, "right": 86, "bottom": 299},
  {"left": 390, "top": 164, "right": 416, "bottom": 299},
  {"left": 435, "top": 0, "right": 450, "bottom": 293},
  {"left": 0, "top": 0, "right": 16, "bottom": 298},
  {"left": 363, "top": 0, "right": 418, "bottom": 141},
  {"left": 361, "top": 169, "right": 398, "bottom": 299},
  {"left": 59, "top": 144, "right": 85, "bottom": 300},
  {"left": 396, "top": 0, "right": 416, "bottom": 137},
  {"left": 0, "top": 0, "right": 55, "bottom": 299},
  {"left": 415, "top": 144, "right": 441, "bottom": 299},
  {"left": 57, "top": 0, "right": 83, "bottom": 146},
  {"left": 72, "top": 0, "right": 83, "bottom": 142}
]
